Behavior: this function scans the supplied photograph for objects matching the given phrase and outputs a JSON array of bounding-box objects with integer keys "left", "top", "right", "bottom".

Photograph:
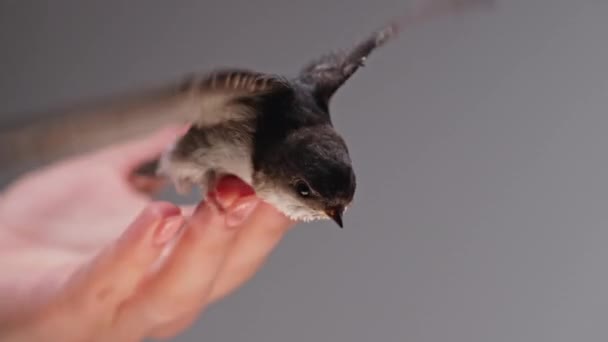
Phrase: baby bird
[{"left": 0, "top": 0, "right": 492, "bottom": 227}]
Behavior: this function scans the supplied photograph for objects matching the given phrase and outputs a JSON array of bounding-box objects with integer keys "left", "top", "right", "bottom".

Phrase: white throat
[{"left": 255, "top": 187, "right": 328, "bottom": 222}]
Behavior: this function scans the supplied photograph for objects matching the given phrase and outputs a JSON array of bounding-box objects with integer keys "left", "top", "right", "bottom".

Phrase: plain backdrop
[{"left": 2, "top": 0, "right": 608, "bottom": 341}]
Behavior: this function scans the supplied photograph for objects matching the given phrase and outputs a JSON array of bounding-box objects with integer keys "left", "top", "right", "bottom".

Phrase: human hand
[{"left": 0, "top": 127, "right": 295, "bottom": 341}]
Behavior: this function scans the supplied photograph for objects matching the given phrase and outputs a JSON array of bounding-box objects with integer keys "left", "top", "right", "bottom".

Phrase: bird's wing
[
  {"left": 298, "top": 0, "right": 492, "bottom": 106},
  {"left": 179, "top": 68, "right": 292, "bottom": 127},
  {"left": 0, "top": 68, "right": 291, "bottom": 173}
]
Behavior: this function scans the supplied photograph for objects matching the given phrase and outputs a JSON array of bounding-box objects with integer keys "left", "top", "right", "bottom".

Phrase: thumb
[{"left": 95, "top": 125, "right": 189, "bottom": 175}]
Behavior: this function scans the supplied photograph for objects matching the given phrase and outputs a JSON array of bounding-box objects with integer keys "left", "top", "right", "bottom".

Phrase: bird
[{"left": 0, "top": 0, "right": 492, "bottom": 228}]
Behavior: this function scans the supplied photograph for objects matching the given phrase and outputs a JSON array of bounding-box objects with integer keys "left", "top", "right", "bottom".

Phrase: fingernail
[
  {"left": 226, "top": 198, "right": 259, "bottom": 228},
  {"left": 120, "top": 202, "right": 181, "bottom": 245},
  {"left": 214, "top": 176, "right": 255, "bottom": 209},
  {"left": 151, "top": 202, "right": 182, "bottom": 219},
  {"left": 154, "top": 216, "right": 185, "bottom": 245}
]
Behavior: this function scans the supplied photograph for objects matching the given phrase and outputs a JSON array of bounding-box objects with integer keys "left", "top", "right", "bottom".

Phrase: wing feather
[
  {"left": 298, "top": 0, "right": 492, "bottom": 105},
  {"left": 0, "top": 68, "right": 292, "bottom": 172}
]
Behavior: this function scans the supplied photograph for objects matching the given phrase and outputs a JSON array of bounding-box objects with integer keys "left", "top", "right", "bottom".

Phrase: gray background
[{"left": 1, "top": 0, "right": 608, "bottom": 341}]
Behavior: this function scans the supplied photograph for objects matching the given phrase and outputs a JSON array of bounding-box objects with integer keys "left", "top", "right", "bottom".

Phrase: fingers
[
  {"left": 11, "top": 202, "right": 186, "bottom": 342},
  {"left": 207, "top": 200, "right": 295, "bottom": 302},
  {"left": 27, "top": 176, "right": 295, "bottom": 341},
  {"left": 148, "top": 201, "right": 294, "bottom": 339},
  {"left": 117, "top": 177, "right": 260, "bottom": 335},
  {"left": 63, "top": 202, "right": 183, "bottom": 317},
  {"left": 147, "top": 183, "right": 295, "bottom": 339}
]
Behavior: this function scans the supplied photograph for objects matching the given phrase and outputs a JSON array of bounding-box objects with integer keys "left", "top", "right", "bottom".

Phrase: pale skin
[{"left": 0, "top": 126, "right": 295, "bottom": 341}]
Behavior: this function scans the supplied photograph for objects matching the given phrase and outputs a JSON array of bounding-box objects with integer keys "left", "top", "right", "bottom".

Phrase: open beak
[{"left": 325, "top": 206, "right": 345, "bottom": 228}]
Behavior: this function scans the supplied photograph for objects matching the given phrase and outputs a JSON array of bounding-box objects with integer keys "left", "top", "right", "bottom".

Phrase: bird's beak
[{"left": 325, "top": 206, "right": 345, "bottom": 228}]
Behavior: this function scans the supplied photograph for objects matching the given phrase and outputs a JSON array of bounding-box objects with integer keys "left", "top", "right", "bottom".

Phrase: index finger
[{"left": 115, "top": 177, "right": 260, "bottom": 329}]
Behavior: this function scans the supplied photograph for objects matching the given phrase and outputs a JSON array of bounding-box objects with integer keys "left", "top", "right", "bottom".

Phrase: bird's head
[{"left": 254, "top": 125, "right": 356, "bottom": 227}]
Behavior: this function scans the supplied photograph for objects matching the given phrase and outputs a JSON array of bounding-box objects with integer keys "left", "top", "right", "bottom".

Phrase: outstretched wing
[
  {"left": 178, "top": 68, "right": 293, "bottom": 127},
  {"left": 298, "top": 0, "right": 493, "bottom": 106},
  {"left": 0, "top": 68, "right": 292, "bottom": 173}
]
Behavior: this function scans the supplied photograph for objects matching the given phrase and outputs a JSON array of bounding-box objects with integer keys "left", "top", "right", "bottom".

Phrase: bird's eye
[{"left": 295, "top": 180, "right": 311, "bottom": 197}]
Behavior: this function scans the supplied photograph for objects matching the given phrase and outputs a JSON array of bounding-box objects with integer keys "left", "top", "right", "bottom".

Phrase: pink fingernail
[
  {"left": 120, "top": 203, "right": 180, "bottom": 246},
  {"left": 154, "top": 216, "right": 185, "bottom": 245},
  {"left": 151, "top": 202, "right": 182, "bottom": 220},
  {"left": 214, "top": 176, "right": 255, "bottom": 210},
  {"left": 226, "top": 198, "right": 259, "bottom": 228}
]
